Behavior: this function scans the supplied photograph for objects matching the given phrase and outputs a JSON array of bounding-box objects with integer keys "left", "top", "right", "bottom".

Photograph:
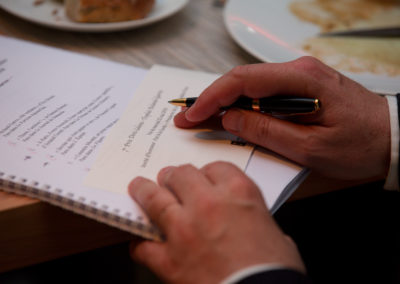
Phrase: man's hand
[
  {"left": 128, "top": 162, "right": 305, "bottom": 284},
  {"left": 174, "top": 57, "right": 391, "bottom": 181}
]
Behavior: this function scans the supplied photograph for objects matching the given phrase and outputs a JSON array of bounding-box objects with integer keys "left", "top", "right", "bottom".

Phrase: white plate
[
  {"left": 224, "top": 0, "right": 400, "bottom": 94},
  {"left": 0, "top": 0, "right": 188, "bottom": 33}
]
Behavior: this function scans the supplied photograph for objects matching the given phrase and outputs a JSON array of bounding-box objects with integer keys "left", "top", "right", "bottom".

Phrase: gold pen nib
[
  {"left": 314, "top": 99, "right": 321, "bottom": 112},
  {"left": 168, "top": 98, "right": 187, "bottom": 107}
]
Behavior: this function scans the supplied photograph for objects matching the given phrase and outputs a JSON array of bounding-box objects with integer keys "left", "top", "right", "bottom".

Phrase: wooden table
[{"left": 0, "top": 0, "right": 360, "bottom": 273}]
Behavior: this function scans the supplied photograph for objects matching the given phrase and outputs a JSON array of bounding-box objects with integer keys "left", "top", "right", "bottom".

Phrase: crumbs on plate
[
  {"left": 290, "top": 0, "right": 400, "bottom": 76},
  {"left": 33, "top": 0, "right": 155, "bottom": 23},
  {"left": 33, "top": 0, "right": 45, "bottom": 6}
]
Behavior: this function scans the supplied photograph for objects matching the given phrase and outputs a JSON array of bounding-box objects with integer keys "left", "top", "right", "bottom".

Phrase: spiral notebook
[{"left": 0, "top": 36, "right": 308, "bottom": 240}]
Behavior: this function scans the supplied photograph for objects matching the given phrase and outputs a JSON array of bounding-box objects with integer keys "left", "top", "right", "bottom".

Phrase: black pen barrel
[
  {"left": 185, "top": 97, "right": 197, "bottom": 107},
  {"left": 179, "top": 96, "right": 319, "bottom": 114},
  {"left": 259, "top": 97, "right": 318, "bottom": 114}
]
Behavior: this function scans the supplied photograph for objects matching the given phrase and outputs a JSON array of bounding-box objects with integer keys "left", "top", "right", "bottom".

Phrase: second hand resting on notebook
[{"left": 128, "top": 162, "right": 306, "bottom": 284}]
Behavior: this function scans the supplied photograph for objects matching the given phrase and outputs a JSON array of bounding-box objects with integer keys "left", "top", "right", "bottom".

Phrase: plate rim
[
  {"left": 223, "top": 0, "right": 303, "bottom": 63},
  {"left": 0, "top": 0, "right": 189, "bottom": 32},
  {"left": 223, "top": 10, "right": 276, "bottom": 63},
  {"left": 223, "top": 0, "right": 400, "bottom": 94}
]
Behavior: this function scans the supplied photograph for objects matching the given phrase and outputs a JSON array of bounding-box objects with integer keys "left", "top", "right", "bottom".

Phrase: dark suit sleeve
[{"left": 236, "top": 269, "right": 311, "bottom": 284}]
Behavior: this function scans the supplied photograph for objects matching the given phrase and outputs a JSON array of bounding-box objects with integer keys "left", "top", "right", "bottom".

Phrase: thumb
[
  {"left": 222, "top": 109, "right": 314, "bottom": 165},
  {"left": 130, "top": 240, "right": 171, "bottom": 277}
]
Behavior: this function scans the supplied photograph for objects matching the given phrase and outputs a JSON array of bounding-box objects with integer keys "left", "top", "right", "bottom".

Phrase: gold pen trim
[
  {"left": 314, "top": 99, "right": 320, "bottom": 112},
  {"left": 252, "top": 99, "right": 261, "bottom": 112},
  {"left": 168, "top": 98, "right": 187, "bottom": 107}
]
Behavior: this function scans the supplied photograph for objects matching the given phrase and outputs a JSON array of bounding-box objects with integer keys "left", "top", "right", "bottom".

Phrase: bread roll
[{"left": 65, "top": 0, "right": 155, "bottom": 23}]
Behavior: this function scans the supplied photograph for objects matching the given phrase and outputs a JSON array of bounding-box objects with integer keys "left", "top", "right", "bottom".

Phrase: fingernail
[
  {"left": 185, "top": 104, "right": 201, "bottom": 122},
  {"left": 223, "top": 110, "right": 244, "bottom": 132},
  {"left": 158, "top": 166, "right": 175, "bottom": 185},
  {"left": 160, "top": 166, "right": 174, "bottom": 176},
  {"left": 185, "top": 108, "right": 195, "bottom": 122},
  {"left": 128, "top": 177, "right": 144, "bottom": 191}
]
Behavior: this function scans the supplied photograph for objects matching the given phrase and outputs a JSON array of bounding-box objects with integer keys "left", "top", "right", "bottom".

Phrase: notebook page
[
  {"left": 0, "top": 36, "right": 149, "bottom": 223},
  {"left": 0, "top": 36, "right": 305, "bottom": 232},
  {"left": 246, "top": 147, "right": 305, "bottom": 210}
]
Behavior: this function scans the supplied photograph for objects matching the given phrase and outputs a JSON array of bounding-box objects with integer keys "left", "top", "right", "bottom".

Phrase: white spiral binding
[{"left": 0, "top": 172, "right": 161, "bottom": 241}]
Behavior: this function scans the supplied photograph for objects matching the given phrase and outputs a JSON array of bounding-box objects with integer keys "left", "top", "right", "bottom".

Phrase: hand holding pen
[{"left": 173, "top": 58, "right": 390, "bottom": 181}]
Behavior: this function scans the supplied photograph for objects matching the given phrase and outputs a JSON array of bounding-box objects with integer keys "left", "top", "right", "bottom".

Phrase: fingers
[
  {"left": 222, "top": 109, "right": 316, "bottom": 165},
  {"left": 174, "top": 110, "right": 225, "bottom": 129},
  {"left": 200, "top": 161, "right": 247, "bottom": 185},
  {"left": 174, "top": 110, "right": 199, "bottom": 128},
  {"left": 130, "top": 240, "right": 169, "bottom": 276},
  {"left": 128, "top": 177, "right": 181, "bottom": 233},
  {"left": 200, "top": 161, "right": 265, "bottom": 201},
  {"left": 185, "top": 58, "right": 325, "bottom": 123},
  {"left": 157, "top": 164, "right": 213, "bottom": 203}
]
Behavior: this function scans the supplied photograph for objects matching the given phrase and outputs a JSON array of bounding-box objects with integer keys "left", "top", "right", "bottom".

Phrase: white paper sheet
[{"left": 85, "top": 65, "right": 254, "bottom": 194}]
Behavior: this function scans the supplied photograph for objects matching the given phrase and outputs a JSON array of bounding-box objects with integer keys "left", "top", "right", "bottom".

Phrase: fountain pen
[{"left": 168, "top": 96, "right": 320, "bottom": 115}]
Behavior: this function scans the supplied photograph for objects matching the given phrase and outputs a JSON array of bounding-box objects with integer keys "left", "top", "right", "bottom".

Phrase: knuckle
[
  {"left": 228, "top": 65, "right": 252, "bottom": 80},
  {"left": 329, "top": 69, "right": 345, "bottom": 87},
  {"left": 228, "top": 176, "right": 258, "bottom": 199},
  {"left": 297, "top": 134, "right": 321, "bottom": 165},
  {"left": 146, "top": 190, "right": 178, "bottom": 224},
  {"left": 157, "top": 202, "right": 178, "bottom": 225},
  {"left": 292, "top": 56, "right": 343, "bottom": 84},
  {"left": 292, "top": 56, "right": 323, "bottom": 75},
  {"left": 173, "top": 222, "right": 197, "bottom": 249},
  {"left": 144, "top": 188, "right": 162, "bottom": 210},
  {"left": 196, "top": 194, "right": 220, "bottom": 213},
  {"left": 177, "top": 163, "right": 196, "bottom": 173},
  {"left": 229, "top": 175, "right": 249, "bottom": 189},
  {"left": 163, "top": 164, "right": 193, "bottom": 185},
  {"left": 202, "top": 161, "right": 231, "bottom": 173},
  {"left": 227, "top": 65, "right": 255, "bottom": 95}
]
